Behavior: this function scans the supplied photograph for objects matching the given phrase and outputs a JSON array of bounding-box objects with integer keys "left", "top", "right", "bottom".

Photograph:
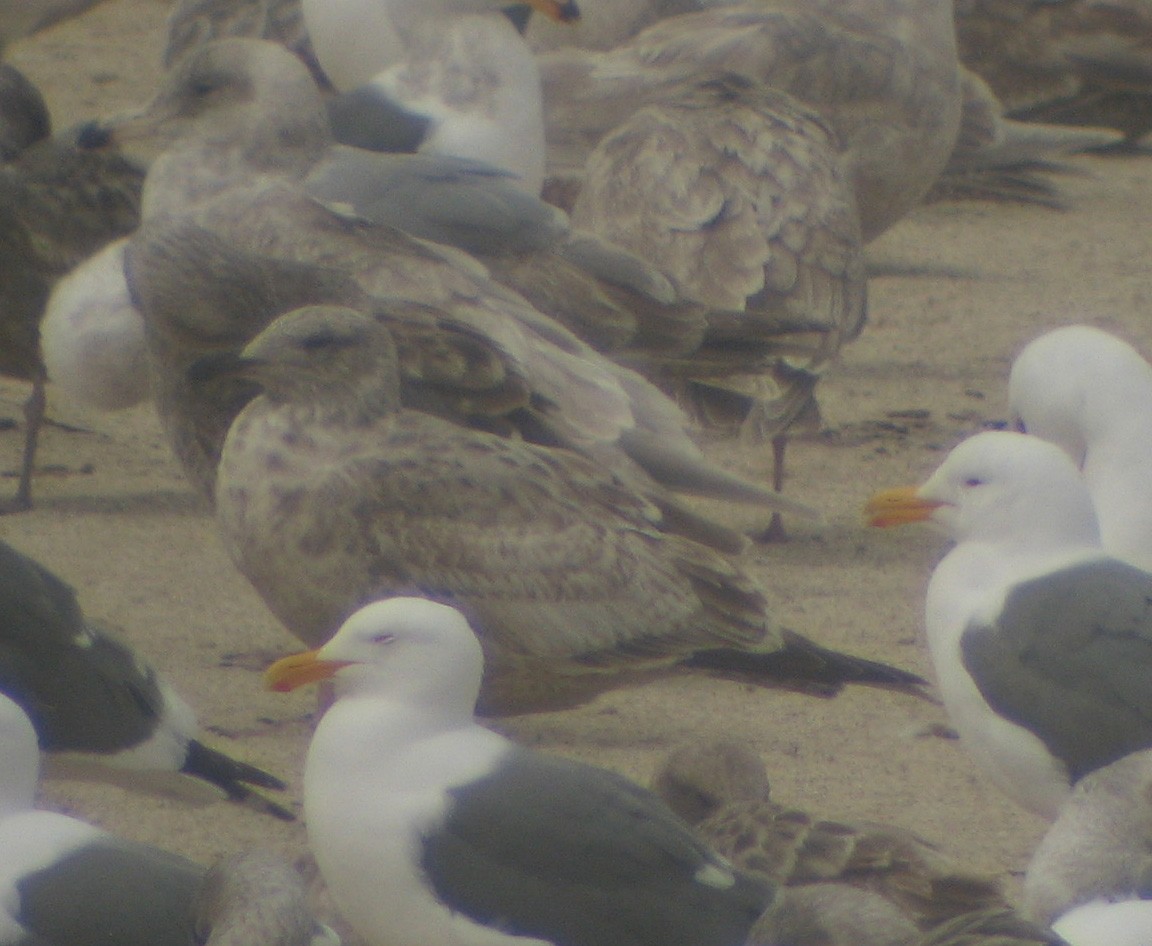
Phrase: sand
[{"left": 6, "top": 0, "right": 1152, "bottom": 937}]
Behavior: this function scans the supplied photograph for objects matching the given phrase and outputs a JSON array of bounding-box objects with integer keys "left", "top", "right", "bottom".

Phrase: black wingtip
[
  {"left": 181, "top": 739, "right": 296, "bottom": 820},
  {"left": 682, "top": 631, "right": 928, "bottom": 696}
]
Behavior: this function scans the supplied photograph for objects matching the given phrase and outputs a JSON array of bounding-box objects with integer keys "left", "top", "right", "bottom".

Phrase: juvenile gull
[
  {"left": 0, "top": 537, "right": 291, "bottom": 819},
  {"left": 653, "top": 740, "right": 1008, "bottom": 932},
  {"left": 867, "top": 430, "right": 1152, "bottom": 819},
  {"left": 1008, "top": 324, "right": 1152, "bottom": 573},
  {"left": 264, "top": 596, "right": 774, "bottom": 946},
  {"left": 539, "top": 0, "right": 963, "bottom": 244},
  {"left": 214, "top": 305, "right": 923, "bottom": 712},
  {"left": 194, "top": 850, "right": 340, "bottom": 946},
  {"left": 1022, "top": 750, "right": 1152, "bottom": 945},
  {"left": 0, "top": 82, "right": 141, "bottom": 509},
  {"left": 115, "top": 38, "right": 828, "bottom": 527}
]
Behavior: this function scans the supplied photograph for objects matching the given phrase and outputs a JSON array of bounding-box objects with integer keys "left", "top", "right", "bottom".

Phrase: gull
[
  {"left": 867, "top": 430, "right": 1152, "bottom": 819},
  {"left": 111, "top": 37, "right": 828, "bottom": 531},
  {"left": 0, "top": 536, "right": 291, "bottom": 819},
  {"left": 653, "top": 740, "right": 1011, "bottom": 934},
  {"left": 0, "top": 692, "right": 331, "bottom": 945},
  {"left": 0, "top": 71, "right": 141, "bottom": 509},
  {"left": 211, "top": 305, "right": 923, "bottom": 713},
  {"left": 264, "top": 596, "right": 775, "bottom": 946},
  {"left": 1022, "top": 750, "right": 1152, "bottom": 946},
  {"left": 1008, "top": 324, "right": 1152, "bottom": 573}
]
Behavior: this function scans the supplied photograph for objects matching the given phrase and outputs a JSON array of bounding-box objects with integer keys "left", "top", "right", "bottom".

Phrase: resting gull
[
  {"left": 1008, "top": 324, "right": 1152, "bottom": 573},
  {"left": 1022, "top": 750, "right": 1152, "bottom": 945},
  {"left": 111, "top": 38, "right": 829, "bottom": 534},
  {"left": 194, "top": 850, "right": 340, "bottom": 946},
  {"left": 651, "top": 743, "right": 1064, "bottom": 946},
  {"left": 653, "top": 740, "right": 1008, "bottom": 932},
  {"left": 0, "top": 75, "right": 141, "bottom": 509},
  {"left": 538, "top": 0, "right": 962, "bottom": 244},
  {"left": 210, "top": 305, "right": 923, "bottom": 712},
  {"left": 0, "top": 537, "right": 291, "bottom": 819},
  {"left": 0, "top": 690, "right": 206, "bottom": 945},
  {"left": 0, "top": 693, "right": 332, "bottom": 945},
  {"left": 264, "top": 596, "right": 775, "bottom": 946},
  {"left": 866, "top": 430, "right": 1152, "bottom": 819}
]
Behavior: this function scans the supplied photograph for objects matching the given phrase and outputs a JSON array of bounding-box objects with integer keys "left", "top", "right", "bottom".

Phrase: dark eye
[
  {"left": 371, "top": 633, "right": 396, "bottom": 645},
  {"left": 964, "top": 478, "right": 984, "bottom": 487},
  {"left": 301, "top": 330, "right": 357, "bottom": 352}
]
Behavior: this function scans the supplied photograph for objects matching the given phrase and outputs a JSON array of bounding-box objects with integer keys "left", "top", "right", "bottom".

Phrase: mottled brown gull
[
  {"left": 195, "top": 850, "right": 339, "bottom": 946},
  {"left": 0, "top": 87, "right": 141, "bottom": 509},
  {"left": 212, "top": 305, "right": 923, "bottom": 713},
  {"left": 113, "top": 38, "right": 828, "bottom": 528},
  {"left": 653, "top": 741, "right": 1008, "bottom": 933},
  {"left": 539, "top": 0, "right": 963, "bottom": 244}
]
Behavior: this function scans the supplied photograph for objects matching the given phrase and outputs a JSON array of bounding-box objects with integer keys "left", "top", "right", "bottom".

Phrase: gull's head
[
  {"left": 868, "top": 430, "right": 1100, "bottom": 550},
  {"left": 105, "top": 38, "right": 328, "bottom": 173},
  {"left": 1009, "top": 325, "right": 1152, "bottom": 467},
  {"left": 0, "top": 693, "right": 39, "bottom": 817},
  {"left": 266, "top": 598, "right": 486, "bottom": 710},
  {"left": 233, "top": 305, "right": 402, "bottom": 412}
]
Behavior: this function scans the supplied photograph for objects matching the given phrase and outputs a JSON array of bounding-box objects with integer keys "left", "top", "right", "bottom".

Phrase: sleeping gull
[
  {"left": 653, "top": 740, "right": 1009, "bottom": 932},
  {"left": 0, "top": 537, "right": 291, "bottom": 819},
  {"left": 211, "top": 305, "right": 923, "bottom": 713},
  {"left": 1008, "top": 324, "right": 1152, "bottom": 573},
  {"left": 194, "top": 850, "right": 340, "bottom": 946},
  {"left": 866, "top": 430, "right": 1152, "bottom": 819},
  {"left": 1022, "top": 750, "right": 1152, "bottom": 945},
  {"left": 264, "top": 596, "right": 775, "bottom": 946},
  {"left": 0, "top": 691, "right": 206, "bottom": 945},
  {"left": 0, "top": 692, "right": 332, "bottom": 945}
]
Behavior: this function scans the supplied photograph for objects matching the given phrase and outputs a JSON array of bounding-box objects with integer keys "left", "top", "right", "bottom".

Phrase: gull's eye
[
  {"left": 964, "top": 478, "right": 984, "bottom": 488},
  {"left": 371, "top": 633, "right": 396, "bottom": 645}
]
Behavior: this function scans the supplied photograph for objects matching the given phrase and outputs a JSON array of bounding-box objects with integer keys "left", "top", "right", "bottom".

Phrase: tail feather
[
  {"left": 682, "top": 630, "right": 927, "bottom": 696},
  {"left": 181, "top": 739, "right": 295, "bottom": 821}
]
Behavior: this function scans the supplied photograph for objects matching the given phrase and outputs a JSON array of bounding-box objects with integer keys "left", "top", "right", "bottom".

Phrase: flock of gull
[{"left": 3, "top": 0, "right": 1152, "bottom": 944}]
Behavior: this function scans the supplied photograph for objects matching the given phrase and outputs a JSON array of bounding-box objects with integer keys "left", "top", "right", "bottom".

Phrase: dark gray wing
[
  {"left": 0, "top": 539, "right": 289, "bottom": 812},
  {"left": 326, "top": 87, "right": 431, "bottom": 154},
  {"left": 303, "top": 148, "right": 568, "bottom": 256},
  {"left": 420, "top": 748, "right": 773, "bottom": 946},
  {"left": 0, "top": 64, "right": 49, "bottom": 161},
  {"left": 0, "top": 538, "right": 164, "bottom": 753},
  {"left": 961, "top": 558, "right": 1152, "bottom": 781},
  {"left": 15, "top": 837, "right": 204, "bottom": 946}
]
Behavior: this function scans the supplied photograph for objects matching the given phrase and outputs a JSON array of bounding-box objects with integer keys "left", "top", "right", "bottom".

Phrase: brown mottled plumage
[
  {"left": 570, "top": 73, "right": 864, "bottom": 440},
  {"left": 653, "top": 741, "right": 1010, "bottom": 930},
  {"left": 540, "top": 0, "right": 964, "bottom": 244},
  {"left": 117, "top": 39, "right": 827, "bottom": 533},
  {"left": 207, "top": 305, "right": 922, "bottom": 713},
  {"left": 195, "top": 850, "right": 336, "bottom": 946},
  {"left": 0, "top": 108, "right": 141, "bottom": 509}
]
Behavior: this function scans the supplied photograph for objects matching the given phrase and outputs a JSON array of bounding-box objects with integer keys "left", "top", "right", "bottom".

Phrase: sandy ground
[{"left": 6, "top": 0, "right": 1152, "bottom": 937}]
